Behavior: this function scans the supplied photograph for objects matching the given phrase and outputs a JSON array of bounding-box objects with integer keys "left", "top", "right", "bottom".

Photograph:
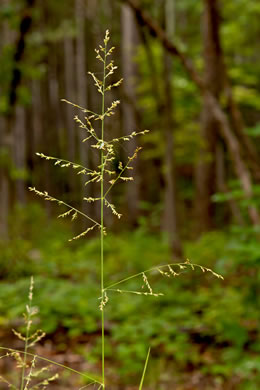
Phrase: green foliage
[
  {"left": 213, "top": 181, "right": 260, "bottom": 218},
  {"left": 246, "top": 122, "right": 260, "bottom": 138},
  {"left": 1, "top": 206, "right": 260, "bottom": 387}
]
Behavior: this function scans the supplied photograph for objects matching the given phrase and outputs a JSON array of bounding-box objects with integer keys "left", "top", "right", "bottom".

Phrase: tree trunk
[
  {"left": 194, "top": 102, "right": 217, "bottom": 233},
  {"left": 9, "top": 0, "right": 36, "bottom": 108},
  {"left": 64, "top": 36, "right": 77, "bottom": 197},
  {"left": 75, "top": 0, "right": 91, "bottom": 220},
  {"left": 31, "top": 80, "right": 43, "bottom": 165},
  {"left": 13, "top": 105, "right": 26, "bottom": 204},
  {"left": 162, "top": 0, "right": 183, "bottom": 257},
  {"left": 194, "top": 0, "right": 223, "bottom": 233},
  {"left": 0, "top": 0, "right": 12, "bottom": 238},
  {"left": 121, "top": 3, "right": 140, "bottom": 224},
  {"left": 0, "top": 116, "right": 10, "bottom": 238}
]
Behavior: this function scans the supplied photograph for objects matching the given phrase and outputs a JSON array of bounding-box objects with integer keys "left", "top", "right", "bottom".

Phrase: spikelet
[
  {"left": 58, "top": 209, "right": 74, "bottom": 219},
  {"left": 104, "top": 199, "right": 122, "bottom": 219},
  {"left": 69, "top": 224, "right": 98, "bottom": 241},
  {"left": 83, "top": 197, "right": 101, "bottom": 203},
  {"left": 99, "top": 292, "right": 109, "bottom": 311},
  {"left": 88, "top": 71, "right": 103, "bottom": 94}
]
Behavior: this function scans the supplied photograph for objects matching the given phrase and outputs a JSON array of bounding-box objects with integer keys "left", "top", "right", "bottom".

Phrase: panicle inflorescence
[{"left": 31, "top": 30, "right": 148, "bottom": 246}]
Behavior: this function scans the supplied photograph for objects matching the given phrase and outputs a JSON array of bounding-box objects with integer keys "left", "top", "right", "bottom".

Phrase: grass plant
[
  {"left": 1, "top": 31, "right": 223, "bottom": 389},
  {"left": 0, "top": 277, "right": 60, "bottom": 389}
]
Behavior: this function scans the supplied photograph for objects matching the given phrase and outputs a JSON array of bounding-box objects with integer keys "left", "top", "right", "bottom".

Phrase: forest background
[{"left": 0, "top": 0, "right": 260, "bottom": 389}]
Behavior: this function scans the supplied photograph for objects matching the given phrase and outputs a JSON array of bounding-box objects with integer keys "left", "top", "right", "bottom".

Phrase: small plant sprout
[{"left": 27, "top": 30, "right": 223, "bottom": 389}]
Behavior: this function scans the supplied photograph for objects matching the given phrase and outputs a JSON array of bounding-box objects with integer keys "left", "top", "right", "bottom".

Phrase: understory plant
[{"left": 1, "top": 31, "right": 223, "bottom": 389}]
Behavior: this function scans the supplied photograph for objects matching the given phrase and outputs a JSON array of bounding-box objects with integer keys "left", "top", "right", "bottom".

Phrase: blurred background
[{"left": 0, "top": 0, "right": 260, "bottom": 389}]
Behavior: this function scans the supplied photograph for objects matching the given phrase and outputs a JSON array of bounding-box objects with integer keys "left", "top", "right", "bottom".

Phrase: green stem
[
  {"left": 139, "top": 347, "right": 151, "bottom": 390},
  {"left": 20, "top": 305, "right": 31, "bottom": 390},
  {"left": 100, "top": 44, "right": 107, "bottom": 390}
]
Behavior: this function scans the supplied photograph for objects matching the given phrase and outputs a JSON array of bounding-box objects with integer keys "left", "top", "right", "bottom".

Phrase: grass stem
[
  {"left": 100, "top": 38, "right": 107, "bottom": 390},
  {"left": 139, "top": 347, "right": 151, "bottom": 390}
]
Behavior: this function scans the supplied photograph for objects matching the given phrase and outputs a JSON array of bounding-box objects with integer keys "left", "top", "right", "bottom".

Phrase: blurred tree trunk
[
  {"left": 75, "top": 0, "right": 91, "bottom": 219},
  {"left": 64, "top": 35, "right": 77, "bottom": 197},
  {"left": 138, "top": 27, "right": 161, "bottom": 106},
  {"left": 137, "top": 27, "right": 165, "bottom": 212},
  {"left": 31, "top": 80, "right": 43, "bottom": 166},
  {"left": 9, "top": 0, "right": 35, "bottom": 107},
  {"left": 162, "top": 0, "right": 183, "bottom": 257},
  {"left": 49, "top": 44, "right": 63, "bottom": 157},
  {"left": 194, "top": 101, "right": 218, "bottom": 232},
  {"left": 121, "top": 3, "right": 140, "bottom": 224},
  {"left": 1, "top": 0, "right": 35, "bottom": 235},
  {"left": 39, "top": 2, "right": 55, "bottom": 215},
  {"left": 200, "top": 0, "right": 244, "bottom": 226},
  {"left": 0, "top": 1, "right": 12, "bottom": 238},
  {"left": 0, "top": 114, "right": 10, "bottom": 238},
  {"left": 13, "top": 105, "right": 26, "bottom": 204},
  {"left": 194, "top": 0, "right": 223, "bottom": 233}
]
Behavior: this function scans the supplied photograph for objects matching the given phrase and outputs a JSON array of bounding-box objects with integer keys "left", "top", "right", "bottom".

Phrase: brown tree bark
[
  {"left": 75, "top": 0, "right": 91, "bottom": 219},
  {"left": 48, "top": 44, "right": 64, "bottom": 157},
  {"left": 137, "top": 23, "right": 165, "bottom": 217},
  {"left": 9, "top": 0, "right": 36, "bottom": 108},
  {"left": 64, "top": 37, "right": 76, "bottom": 162},
  {"left": 194, "top": 102, "right": 218, "bottom": 233},
  {"left": 0, "top": 115, "right": 10, "bottom": 238},
  {"left": 138, "top": 27, "right": 161, "bottom": 105},
  {"left": 13, "top": 105, "right": 26, "bottom": 204},
  {"left": 0, "top": 0, "right": 12, "bottom": 238},
  {"left": 194, "top": 0, "right": 223, "bottom": 233},
  {"left": 162, "top": 0, "right": 183, "bottom": 257},
  {"left": 64, "top": 36, "right": 77, "bottom": 197},
  {"left": 31, "top": 80, "right": 43, "bottom": 164},
  {"left": 121, "top": 3, "right": 140, "bottom": 224}
]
